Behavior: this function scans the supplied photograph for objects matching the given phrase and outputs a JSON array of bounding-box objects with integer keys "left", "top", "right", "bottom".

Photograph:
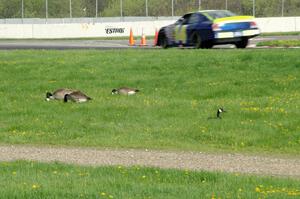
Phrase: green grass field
[
  {"left": 257, "top": 40, "right": 300, "bottom": 47},
  {"left": 1, "top": 49, "right": 300, "bottom": 154},
  {"left": 260, "top": 32, "right": 300, "bottom": 36},
  {"left": 0, "top": 161, "right": 299, "bottom": 199}
]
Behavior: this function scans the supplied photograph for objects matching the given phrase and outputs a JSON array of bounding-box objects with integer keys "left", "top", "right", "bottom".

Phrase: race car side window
[
  {"left": 188, "top": 13, "right": 209, "bottom": 24},
  {"left": 175, "top": 18, "right": 184, "bottom": 25},
  {"left": 175, "top": 14, "right": 192, "bottom": 26},
  {"left": 188, "top": 13, "right": 199, "bottom": 24},
  {"left": 199, "top": 14, "right": 210, "bottom": 22}
]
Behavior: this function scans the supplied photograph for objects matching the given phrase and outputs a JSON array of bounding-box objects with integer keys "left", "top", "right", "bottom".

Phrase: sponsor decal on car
[{"left": 175, "top": 25, "right": 188, "bottom": 44}]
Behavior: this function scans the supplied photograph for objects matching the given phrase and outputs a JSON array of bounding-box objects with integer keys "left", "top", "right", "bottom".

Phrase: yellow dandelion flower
[
  {"left": 142, "top": 175, "right": 146, "bottom": 179},
  {"left": 255, "top": 187, "right": 260, "bottom": 192},
  {"left": 100, "top": 192, "right": 106, "bottom": 196},
  {"left": 211, "top": 193, "right": 216, "bottom": 199},
  {"left": 12, "top": 171, "right": 17, "bottom": 175},
  {"left": 32, "top": 184, "right": 39, "bottom": 189}
]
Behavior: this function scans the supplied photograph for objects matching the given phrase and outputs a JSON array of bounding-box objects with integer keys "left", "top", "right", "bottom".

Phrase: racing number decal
[{"left": 175, "top": 25, "right": 188, "bottom": 44}]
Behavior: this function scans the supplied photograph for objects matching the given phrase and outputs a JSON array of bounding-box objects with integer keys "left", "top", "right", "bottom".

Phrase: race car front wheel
[
  {"left": 160, "top": 34, "right": 169, "bottom": 49},
  {"left": 192, "top": 32, "right": 202, "bottom": 49}
]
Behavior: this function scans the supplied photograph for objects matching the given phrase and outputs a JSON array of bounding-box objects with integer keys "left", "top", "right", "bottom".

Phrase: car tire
[
  {"left": 192, "top": 32, "right": 202, "bottom": 49},
  {"left": 235, "top": 38, "right": 249, "bottom": 48},
  {"left": 160, "top": 34, "right": 169, "bottom": 49},
  {"left": 204, "top": 41, "right": 213, "bottom": 49}
]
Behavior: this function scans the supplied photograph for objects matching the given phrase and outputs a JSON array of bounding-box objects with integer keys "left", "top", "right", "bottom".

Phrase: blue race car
[{"left": 157, "top": 10, "right": 260, "bottom": 49}]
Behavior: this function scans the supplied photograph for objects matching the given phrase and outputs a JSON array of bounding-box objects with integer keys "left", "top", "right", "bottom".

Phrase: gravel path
[{"left": 0, "top": 145, "right": 299, "bottom": 178}]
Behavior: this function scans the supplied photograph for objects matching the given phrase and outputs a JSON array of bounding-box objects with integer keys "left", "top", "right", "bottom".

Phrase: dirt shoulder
[{"left": 0, "top": 145, "right": 299, "bottom": 179}]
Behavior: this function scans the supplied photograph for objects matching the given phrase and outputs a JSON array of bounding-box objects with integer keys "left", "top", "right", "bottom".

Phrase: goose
[
  {"left": 111, "top": 87, "right": 140, "bottom": 95},
  {"left": 64, "top": 91, "right": 92, "bottom": 103},
  {"left": 217, "top": 108, "right": 226, "bottom": 119},
  {"left": 207, "top": 108, "right": 226, "bottom": 120},
  {"left": 46, "top": 88, "right": 76, "bottom": 101}
]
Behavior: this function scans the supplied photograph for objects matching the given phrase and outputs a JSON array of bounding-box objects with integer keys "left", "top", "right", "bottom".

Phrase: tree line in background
[{"left": 0, "top": 0, "right": 299, "bottom": 18}]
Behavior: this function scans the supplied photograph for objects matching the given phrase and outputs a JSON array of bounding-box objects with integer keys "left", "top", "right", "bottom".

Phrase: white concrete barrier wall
[
  {"left": 255, "top": 17, "right": 300, "bottom": 33},
  {"left": 0, "top": 20, "right": 175, "bottom": 39},
  {"left": 0, "top": 17, "right": 299, "bottom": 39}
]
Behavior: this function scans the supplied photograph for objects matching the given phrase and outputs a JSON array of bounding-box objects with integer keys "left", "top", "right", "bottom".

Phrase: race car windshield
[{"left": 204, "top": 10, "right": 236, "bottom": 20}]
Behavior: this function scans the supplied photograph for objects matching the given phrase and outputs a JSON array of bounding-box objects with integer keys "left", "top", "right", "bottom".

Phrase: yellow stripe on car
[{"left": 214, "top": 16, "right": 254, "bottom": 23}]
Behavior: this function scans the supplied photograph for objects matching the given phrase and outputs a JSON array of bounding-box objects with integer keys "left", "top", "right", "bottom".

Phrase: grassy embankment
[
  {"left": 257, "top": 40, "right": 300, "bottom": 47},
  {"left": 0, "top": 161, "right": 299, "bottom": 198},
  {"left": 0, "top": 49, "right": 300, "bottom": 154},
  {"left": 261, "top": 32, "right": 300, "bottom": 36}
]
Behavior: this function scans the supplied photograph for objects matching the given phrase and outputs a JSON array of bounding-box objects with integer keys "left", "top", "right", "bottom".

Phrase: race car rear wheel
[
  {"left": 235, "top": 38, "right": 249, "bottom": 48},
  {"left": 192, "top": 32, "right": 202, "bottom": 49}
]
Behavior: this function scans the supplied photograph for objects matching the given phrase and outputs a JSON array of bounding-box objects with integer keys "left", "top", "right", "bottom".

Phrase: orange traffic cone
[
  {"left": 140, "top": 30, "right": 147, "bottom": 46},
  {"left": 153, "top": 28, "right": 158, "bottom": 46},
  {"left": 129, "top": 28, "right": 135, "bottom": 46}
]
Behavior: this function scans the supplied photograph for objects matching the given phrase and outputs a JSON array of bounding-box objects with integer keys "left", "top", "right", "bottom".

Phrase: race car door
[{"left": 174, "top": 13, "right": 192, "bottom": 45}]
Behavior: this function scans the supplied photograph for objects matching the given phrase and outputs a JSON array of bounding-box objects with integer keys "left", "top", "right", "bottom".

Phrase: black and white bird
[
  {"left": 46, "top": 88, "right": 76, "bottom": 101},
  {"left": 207, "top": 108, "right": 227, "bottom": 120},
  {"left": 217, "top": 108, "right": 226, "bottom": 119},
  {"left": 111, "top": 87, "right": 140, "bottom": 95},
  {"left": 64, "top": 91, "right": 92, "bottom": 103}
]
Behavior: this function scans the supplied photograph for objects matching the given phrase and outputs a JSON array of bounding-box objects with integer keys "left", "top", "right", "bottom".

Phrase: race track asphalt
[{"left": 0, "top": 35, "right": 299, "bottom": 50}]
